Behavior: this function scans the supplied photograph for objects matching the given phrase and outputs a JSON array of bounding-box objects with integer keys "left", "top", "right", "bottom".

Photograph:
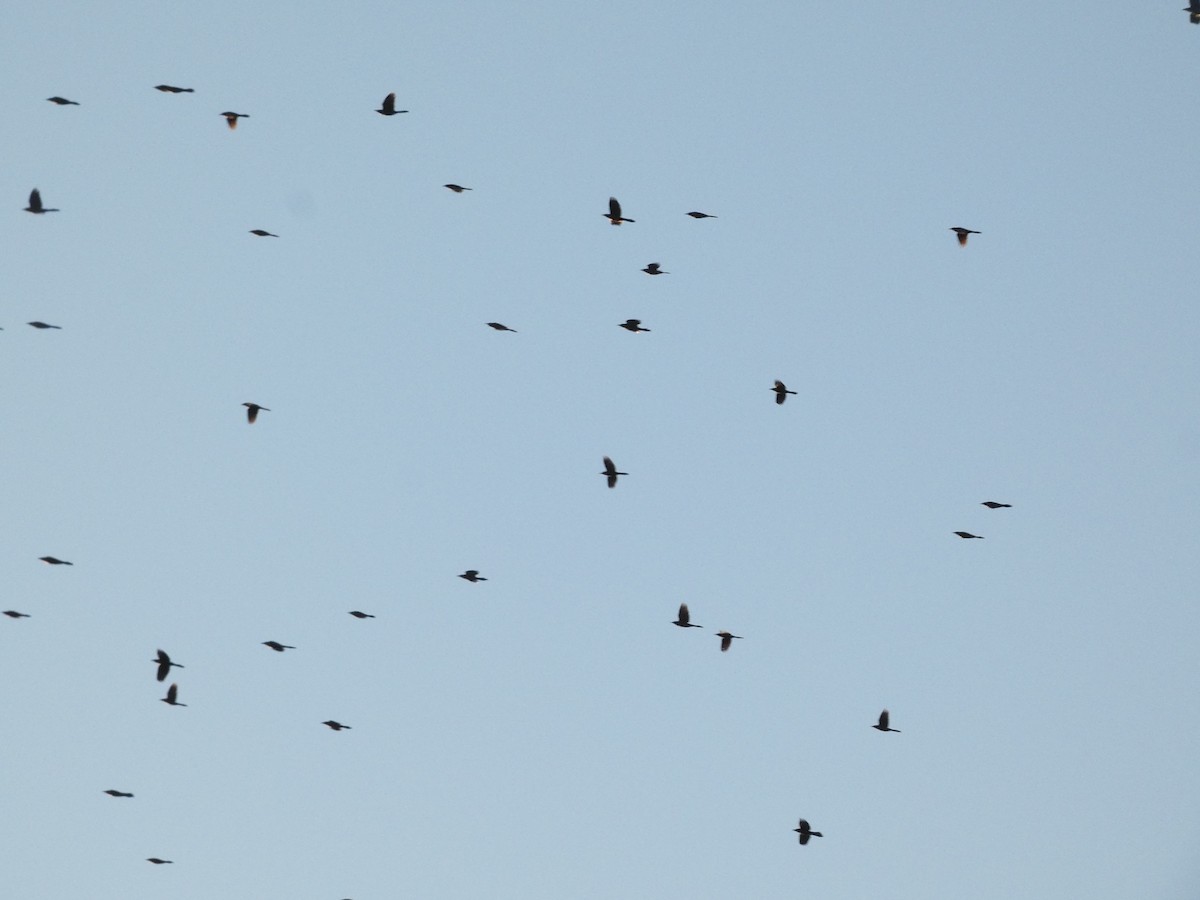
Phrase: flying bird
[
  {"left": 46, "top": 96, "right": 79, "bottom": 106},
  {"left": 375, "top": 92, "right": 408, "bottom": 115},
  {"left": 24, "top": 189, "right": 58, "bottom": 214},
  {"left": 772, "top": 380, "right": 797, "bottom": 405},
  {"left": 153, "top": 649, "right": 183, "bottom": 683},
  {"left": 27, "top": 321, "right": 61, "bottom": 329},
  {"left": 444, "top": 184, "right": 472, "bottom": 192},
  {"left": 242, "top": 402, "right": 269, "bottom": 424},
  {"left": 3, "top": 610, "right": 30, "bottom": 619},
  {"left": 486, "top": 322, "right": 517, "bottom": 332},
  {"left": 262, "top": 641, "right": 295, "bottom": 652},
  {"left": 248, "top": 229, "right": 278, "bottom": 237},
  {"left": 348, "top": 610, "right": 375, "bottom": 619},
  {"left": 146, "top": 858, "right": 174, "bottom": 864},
  {"left": 600, "top": 456, "right": 627, "bottom": 489},
  {"left": 39, "top": 556, "right": 72, "bottom": 565},
  {"left": 1186, "top": 1, "right": 1200, "bottom": 23},
  {"left": 672, "top": 603, "right": 702, "bottom": 628},
  {"left": 793, "top": 819, "right": 823, "bottom": 845},
  {"left": 950, "top": 227, "right": 980, "bottom": 246},
  {"left": 103, "top": 790, "right": 134, "bottom": 798},
  {"left": 872, "top": 709, "right": 901, "bottom": 732},
  {"left": 642, "top": 263, "right": 667, "bottom": 275},
  {"left": 160, "top": 683, "right": 186, "bottom": 706},
  {"left": 459, "top": 570, "right": 487, "bottom": 583},
  {"left": 154, "top": 84, "right": 192, "bottom": 93},
  {"left": 686, "top": 211, "right": 716, "bottom": 219},
  {"left": 220, "top": 111, "right": 248, "bottom": 129},
  {"left": 322, "top": 720, "right": 351, "bottom": 731},
  {"left": 618, "top": 319, "right": 650, "bottom": 333},
  {"left": 604, "top": 196, "right": 634, "bottom": 225},
  {"left": 981, "top": 501, "right": 1012, "bottom": 509},
  {"left": 716, "top": 631, "right": 743, "bottom": 652},
  {"left": 953, "top": 531, "right": 984, "bottom": 539}
]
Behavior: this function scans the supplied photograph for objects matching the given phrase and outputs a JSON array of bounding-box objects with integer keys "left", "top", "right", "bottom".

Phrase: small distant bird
[
  {"left": 242, "top": 402, "right": 269, "bottom": 424},
  {"left": 618, "top": 319, "right": 650, "bottom": 333},
  {"left": 39, "top": 556, "right": 72, "bottom": 565},
  {"left": 146, "top": 858, "right": 174, "bottom": 864},
  {"left": 604, "top": 196, "right": 634, "bottom": 225},
  {"left": 103, "top": 789, "right": 134, "bottom": 798},
  {"left": 3, "top": 610, "right": 30, "bottom": 619},
  {"left": 27, "top": 321, "right": 61, "bottom": 329},
  {"left": 715, "top": 631, "right": 743, "bottom": 652},
  {"left": 686, "top": 211, "right": 716, "bottom": 219},
  {"left": 872, "top": 709, "right": 901, "bottom": 732},
  {"left": 672, "top": 603, "right": 702, "bottom": 628},
  {"left": 262, "top": 641, "right": 295, "bottom": 652},
  {"left": 323, "top": 720, "right": 351, "bottom": 731},
  {"left": 793, "top": 819, "right": 823, "bottom": 845},
  {"left": 444, "top": 184, "right": 472, "bottom": 192},
  {"left": 459, "top": 570, "right": 487, "bottom": 583},
  {"left": 375, "top": 92, "right": 408, "bottom": 115},
  {"left": 220, "top": 111, "right": 248, "bottom": 129},
  {"left": 46, "top": 96, "right": 79, "bottom": 106},
  {"left": 600, "top": 456, "right": 627, "bottom": 489},
  {"left": 154, "top": 84, "right": 193, "bottom": 93},
  {"left": 981, "top": 501, "right": 1012, "bottom": 509},
  {"left": 1186, "top": 1, "right": 1200, "bottom": 23},
  {"left": 772, "top": 380, "right": 797, "bottom": 405},
  {"left": 160, "top": 683, "right": 186, "bottom": 707},
  {"left": 953, "top": 531, "right": 984, "bottom": 539},
  {"left": 248, "top": 229, "right": 278, "bottom": 237},
  {"left": 486, "top": 322, "right": 517, "bottom": 332},
  {"left": 642, "top": 262, "right": 667, "bottom": 275},
  {"left": 950, "top": 227, "right": 980, "bottom": 246},
  {"left": 24, "top": 189, "right": 58, "bottom": 214},
  {"left": 153, "top": 649, "right": 183, "bottom": 683},
  {"left": 348, "top": 610, "right": 375, "bottom": 619}
]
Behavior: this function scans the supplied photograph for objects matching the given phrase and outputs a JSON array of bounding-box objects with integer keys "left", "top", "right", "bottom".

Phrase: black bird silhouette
[
  {"left": 160, "top": 683, "right": 186, "bottom": 706},
  {"left": 146, "top": 858, "right": 174, "bottom": 864},
  {"left": 600, "top": 456, "right": 627, "bottom": 489},
  {"left": 262, "top": 641, "right": 295, "bottom": 652},
  {"left": 39, "top": 556, "right": 72, "bottom": 565},
  {"left": 772, "top": 380, "right": 797, "bottom": 405},
  {"left": 46, "top": 96, "right": 79, "bottom": 106},
  {"left": 618, "top": 319, "right": 650, "bottom": 333},
  {"left": 444, "top": 184, "right": 472, "bottom": 193},
  {"left": 323, "top": 720, "right": 351, "bottom": 731},
  {"left": 954, "top": 531, "right": 984, "bottom": 539},
  {"left": 249, "top": 229, "right": 278, "bottom": 237},
  {"left": 24, "top": 189, "right": 58, "bottom": 214},
  {"left": 243, "top": 402, "right": 269, "bottom": 424},
  {"left": 154, "top": 649, "right": 183, "bottom": 683},
  {"left": 604, "top": 196, "right": 634, "bottom": 225},
  {"left": 376, "top": 92, "right": 408, "bottom": 115},
  {"left": 154, "top": 84, "right": 193, "bottom": 93},
  {"left": 872, "top": 709, "right": 901, "bottom": 732},
  {"left": 3, "top": 610, "right": 31, "bottom": 619},
  {"left": 1186, "top": 1, "right": 1200, "bottom": 23},
  {"left": 981, "top": 501, "right": 1012, "bottom": 509},
  {"left": 220, "top": 111, "right": 248, "bottom": 129},
  {"left": 716, "top": 631, "right": 743, "bottom": 652},
  {"left": 950, "top": 227, "right": 980, "bottom": 246},
  {"left": 103, "top": 790, "right": 134, "bottom": 798},
  {"left": 486, "top": 322, "right": 517, "bottom": 332},
  {"left": 459, "top": 570, "right": 487, "bottom": 582},
  {"left": 686, "top": 211, "right": 716, "bottom": 219},
  {"left": 793, "top": 819, "right": 823, "bottom": 845},
  {"left": 672, "top": 603, "right": 702, "bottom": 628},
  {"left": 348, "top": 610, "right": 375, "bottom": 619},
  {"left": 642, "top": 262, "right": 667, "bottom": 275},
  {"left": 27, "top": 321, "right": 61, "bottom": 329}
]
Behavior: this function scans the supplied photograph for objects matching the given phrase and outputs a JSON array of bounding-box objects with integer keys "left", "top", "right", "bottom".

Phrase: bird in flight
[
  {"left": 153, "top": 649, "right": 183, "bottom": 682},
  {"left": 772, "top": 380, "right": 797, "bottom": 405},
  {"left": 249, "top": 229, "right": 278, "bottom": 237},
  {"left": 243, "top": 402, "right": 269, "bottom": 424},
  {"left": 872, "top": 709, "right": 901, "bottom": 732},
  {"left": 39, "top": 556, "right": 72, "bottom": 565},
  {"left": 953, "top": 531, "right": 984, "bottom": 539},
  {"left": 672, "top": 603, "right": 702, "bottom": 628},
  {"left": 459, "top": 570, "right": 487, "bottom": 583},
  {"left": 642, "top": 262, "right": 667, "bottom": 275},
  {"left": 160, "top": 683, "right": 186, "bottom": 707},
  {"left": 322, "top": 720, "right": 351, "bottom": 731},
  {"left": 3, "top": 610, "right": 30, "bottom": 619},
  {"left": 1186, "top": 1, "right": 1200, "bottom": 23},
  {"left": 46, "top": 96, "right": 79, "bottom": 106},
  {"left": 154, "top": 84, "right": 193, "bottom": 93},
  {"left": 262, "top": 641, "right": 295, "bottom": 652},
  {"left": 220, "top": 111, "right": 248, "bottom": 129},
  {"left": 604, "top": 196, "right": 634, "bottom": 225},
  {"left": 793, "top": 819, "right": 823, "bottom": 845},
  {"left": 486, "top": 322, "right": 517, "bottom": 332},
  {"left": 348, "top": 610, "right": 375, "bottom": 619},
  {"left": 27, "top": 321, "right": 62, "bottom": 329},
  {"left": 715, "top": 631, "right": 743, "bottom": 652},
  {"left": 146, "top": 858, "right": 174, "bottom": 864},
  {"left": 618, "top": 319, "right": 650, "bottom": 333},
  {"left": 981, "top": 501, "right": 1012, "bottom": 509},
  {"left": 24, "top": 189, "right": 58, "bottom": 214},
  {"left": 600, "top": 456, "right": 627, "bottom": 489},
  {"left": 686, "top": 211, "right": 716, "bottom": 219},
  {"left": 103, "top": 790, "right": 134, "bottom": 798},
  {"left": 950, "top": 227, "right": 980, "bottom": 246},
  {"left": 376, "top": 92, "right": 408, "bottom": 115},
  {"left": 444, "top": 184, "right": 472, "bottom": 193}
]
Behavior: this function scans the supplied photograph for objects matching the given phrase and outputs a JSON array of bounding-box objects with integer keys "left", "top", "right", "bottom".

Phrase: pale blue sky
[{"left": 3, "top": 2, "right": 1200, "bottom": 898}]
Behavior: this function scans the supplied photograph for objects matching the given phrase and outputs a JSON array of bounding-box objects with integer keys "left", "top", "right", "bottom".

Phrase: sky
[{"left": 3, "top": 2, "right": 1200, "bottom": 898}]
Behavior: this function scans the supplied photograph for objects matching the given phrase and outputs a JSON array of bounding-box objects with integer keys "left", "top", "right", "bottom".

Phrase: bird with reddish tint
[
  {"left": 716, "top": 631, "right": 742, "bottom": 652},
  {"left": 160, "top": 683, "right": 186, "bottom": 706},
  {"left": 153, "top": 649, "right": 183, "bottom": 683},
  {"left": 686, "top": 211, "right": 716, "bottom": 219},
  {"left": 242, "top": 402, "right": 269, "bottom": 424},
  {"left": 672, "top": 603, "right": 701, "bottom": 628},
  {"left": 772, "top": 380, "right": 796, "bottom": 405},
  {"left": 950, "top": 227, "right": 980, "bottom": 246},
  {"left": 444, "top": 184, "right": 472, "bottom": 193},
  {"left": 220, "top": 112, "right": 248, "bottom": 129},
  {"left": 793, "top": 819, "right": 823, "bottom": 845},
  {"left": 146, "top": 858, "right": 174, "bottom": 864},
  {"left": 249, "top": 229, "right": 278, "bottom": 237},
  {"left": 39, "top": 556, "right": 72, "bottom": 565},
  {"left": 600, "top": 456, "right": 626, "bottom": 489},
  {"left": 618, "top": 319, "right": 650, "bottom": 333},
  {"left": 103, "top": 790, "right": 134, "bottom": 798},
  {"left": 3, "top": 610, "right": 30, "bottom": 619},
  {"left": 46, "top": 96, "right": 79, "bottom": 106},
  {"left": 323, "top": 720, "right": 351, "bottom": 731},
  {"left": 375, "top": 93, "right": 407, "bottom": 115},
  {"left": 262, "top": 641, "right": 295, "bottom": 652},
  {"left": 348, "top": 610, "right": 375, "bottom": 619},
  {"left": 154, "top": 84, "right": 193, "bottom": 93},
  {"left": 27, "top": 321, "right": 61, "bottom": 329},
  {"left": 603, "top": 196, "right": 634, "bottom": 225},
  {"left": 459, "top": 570, "right": 487, "bottom": 583},
  {"left": 642, "top": 262, "right": 667, "bottom": 275},
  {"left": 981, "top": 501, "right": 1012, "bottom": 509},
  {"left": 487, "top": 322, "right": 516, "bottom": 332},
  {"left": 872, "top": 709, "right": 901, "bottom": 732},
  {"left": 24, "top": 188, "right": 58, "bottom": 214},
  {"left": 954, "top": 531, "right": 984, "bottom": 539}
]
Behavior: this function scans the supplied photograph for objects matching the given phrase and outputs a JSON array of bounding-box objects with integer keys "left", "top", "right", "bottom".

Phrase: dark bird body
[
  {"left": 146, "top": 858, "right": 173, "bottom": 864},
  {"left": 459, "top": 570, "right": 487, "bottom": 582},
  {"left": 3, "top": 610, "right": 31, "bottom": 619},
  {"left": 686, "top": 211, "right": 716, "bottom": 218},
  {"left": 160, "top": 683, "right": 186, "bottom": 706},
  {"left": 794, "top": 819, "right": 823, "bottom": 845},
  {"left": 981, "top": 501, "right": 1012, "bottom": 509},
  {"left": 249, "top": 229, "right": 278, "bottom": 237},
  {"left": 872, "top": 709, "right": 901, "bottom": 732},
  {"left": 672, "top": 603, "right": 702, "bottom": 628},
  {"left": 243, "top": 402, "right": 269, "bottom": 424},
  {"left": 220, "top": 111, "right": 248, "bottom": 129},
  {"left": 323, "top": 720, "right": 351, "bottom": 731},
  {"left": 24, "top": 189, "right": 58, "bottom": 214},
  {"left": 618, "top": 319, "right": 650, "bottom": 333},
  {"left": 348, "top": 610, "right": 375, "bottom": 619},
  {"left": 154, "top": 85, "right": 193, "bottom": 93},
  {"left": 487, "top": 322, "right": 516, "bottom": 332},
  {"left": 1186, "top": 1, "right": 1200, "bottom": 23},
  {"left": 47, "top": 96, "right": 79, "bottom": 106},
  {"left": 376, "top": 93, "right": 408, "bottom": 115},
  {"left": 642, "top": 263, "right": 667, "bottom": 275},
  {"left": 772, "top": 380, "right": 797, "bottom": 405},
  {"left": 600, "top": 456, "right": 627, "bottom": 489},
  {"left": 28, "top": 321, "right": 61, "bottom": 329},
  {"left": 954, "top": 531, "right": 984, "bottom": 539},
  {"left": 104, "top": 790, "right": 134, "bottom": 798},
  {"left": 262, "top": 641, "right": 295, "bottom": 652},
  {"left": 444, "top": 184, "right": 472, "bottom": 192},
  {"left": 604, "top": 196, "right": 634, "bottom": 225},
  {"left": 39, "top": 556, "right": 72, "bottom": 565},
  {"left": 716, "top": 631, "right": 742, "bottom": 652},
  {"left": 154, "top": 649, "right": 183, "bottom": 682},
  {"left": 950, "top": 227, "right": 980, "bottom": 246}
]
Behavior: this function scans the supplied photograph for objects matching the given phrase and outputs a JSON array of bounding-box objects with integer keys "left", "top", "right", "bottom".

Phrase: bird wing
[
  {"left": 382, "top": 93, "right": 395, "bottom": 113},
  {"left": 878, "top": 710, "right": 889, "bottom": 729},
  {"left": 166, "top": 684, "right": 177, "bottom": 703},
  {"left": 28, "top": 189, "right": 42, "bottom": 212},
  {"left": 607, "top": 474, "right": 618, "bottom": 489},
  {"left": 603, "top": 457, "right": 616, "bottom": 475},
  {"left": 776, "top": 391, "right": 786, "bottom": 405},
  {"left": 957, "top": 230, "right": 968, "bottom": 245},
  {"left": 246, "top": 405, "right": 258, "bottom": 423},
  {"left": 798, "top": 832, "right": 811, "bottom": 845},
  {"left": 609, "top": 197, "right": 621, "bottom": 219},
  {"left": 677, "top": 603, "right": 690, "bottom": 625},
  {"left": 720, "top": 634, "right": 731, "bottom": 651}
]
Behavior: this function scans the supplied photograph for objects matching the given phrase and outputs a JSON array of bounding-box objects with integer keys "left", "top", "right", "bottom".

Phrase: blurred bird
[
  {"left": 642, "top": 263, "right": 667, "bottom": 275},
  {"left": 160, "top": 683, "right": 186, "bottom": 706},
  {"left": 953, "top": 531, "right": 984, "bottom": 539},
  {"left": 872, "top": 709, "right": 901, "bottom": 732},
  {"left": 716, "top": 631, "right": 742, "bottom": 652},
  {"left": 686, "top": 211, "right": 716, "bottom": 218},
  {"left": 950, "top": 227, "right": 980, "bottom": 246},
  {"left": 604, "top": 196, "right": 634, "bottom": 225},
  {"left": 46, "top": 96, "right": 79, "bottom": 105},
  {"left": 103, "top": 790, "right": 134, "bottom": 798},
  {"left": 600, "top": 456, "right": 626, "bottom": 489},
  {"left": 323, "top": 720, "right": 351, "bottom": 731},
  {"left": 220, "top": 111, "right": 248, "bottom": 129},
  {"left": 242, "top": 402, "right": 269, "bottom": 424},
  {"left": 981, "top": 501, "right": 1012, "bottom": 509},
  {"left": 793, "top": 819, "right": 823, "bottom": 845},
  {"left": 376, "top": 92, "right": 408, "bottom": 115},
  {"left": 348, "top": 610, "right": 375, "bottom": 619},
  {"left": 24, "top": 189, "right": 58, "bottom": 214},
  {"left": 146, "top": 858, "right": 174, "bottom": 864},
  {"left": 3, "top": 610, "right": 30, "bottom": 619},
  {"left": 672, "top": 603, "right": 702, "bottom": 628},
  {"left": 1186, "top": 1, "right": 1200, "bottom": 23},
  {"left": 153, "top": 649, "right": 183, "bottom": 683},
  {"left": 249, "top": 229, "right": 278, "bottom": 237},
  {"left": 154, "top": 85, "right": 193, "bottom": 93},
  {"left": 459, "top": 570, "right": 487, "bottom": 582},
  {"left": 27, "top": 321, "right": 61, "bottom": 329},
  {"left": 262, "top": 641, "right": 295, "bottom": 652},
  {"left": 772, "top": 380, "right": 797, "bottom": 405},
  {"left": 444, "top": 184, "right": 472, "bottom": 192},
  {"left": 486, "top": 322, "right": 517, "bottom": 332},
  {"left": 39, "top": 556, "right": 72, "bottom": 565},
  {"left": 618, "top": 319, "right": 650, "bottom": 333}
]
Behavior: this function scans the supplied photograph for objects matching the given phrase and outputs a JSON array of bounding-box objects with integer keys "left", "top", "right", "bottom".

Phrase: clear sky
[{"left": 4, "top": 2, "right": 1200, "bottom": 898}]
